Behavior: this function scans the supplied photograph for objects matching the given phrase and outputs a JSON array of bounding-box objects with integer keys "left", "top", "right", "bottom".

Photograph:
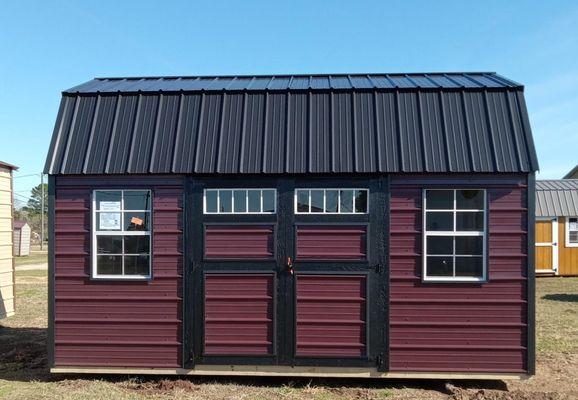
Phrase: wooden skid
[{"left": 51, "top": 366, "right": 529, "bottom": 380}]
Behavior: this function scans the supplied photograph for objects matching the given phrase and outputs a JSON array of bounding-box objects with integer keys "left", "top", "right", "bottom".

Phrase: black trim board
[
  {"left": 526, "top": 172, "right": 536, "bottom": 375},
  {"left": 47, "top": 175, "right": 56, "bottom": 368}
]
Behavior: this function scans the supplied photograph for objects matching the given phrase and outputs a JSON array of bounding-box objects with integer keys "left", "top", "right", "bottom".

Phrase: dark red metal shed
[{"left": 44, "top": 73, "right": 538, "bottom": 379}]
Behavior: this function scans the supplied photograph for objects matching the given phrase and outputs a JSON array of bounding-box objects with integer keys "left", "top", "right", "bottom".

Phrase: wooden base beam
[{"left": 51, "top": 365, "right": 529, "bottom": 380}]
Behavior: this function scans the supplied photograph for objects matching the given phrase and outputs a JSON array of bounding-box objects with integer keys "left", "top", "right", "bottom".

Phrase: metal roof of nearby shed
[
  {"left": 64, "top": 72, "right": 522, "bottom": 93},
  {"left": 536, "top": 180, "right": 578, "bottom": 217},
  {"left": 563, "top": 165, "right": 578, "bottom": 179},
  {"left": 0, "top": 161, "right": 18, "bottom": 171},
  {"left": 44, "top": 72, "right": 539, "bottom": 175}
]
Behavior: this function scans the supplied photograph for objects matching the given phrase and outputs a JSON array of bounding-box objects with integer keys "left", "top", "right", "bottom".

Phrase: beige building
[{"left": 0, "top": 161, "right": 17, "bottom": 319}]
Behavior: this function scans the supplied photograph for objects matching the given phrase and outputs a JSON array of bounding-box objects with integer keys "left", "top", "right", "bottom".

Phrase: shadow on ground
[
  {"left": 542, "top": 293, "right": 578, "bottom": 302},
  {"left": 0, "top": 324, "right": 511, "bottom": 397}
]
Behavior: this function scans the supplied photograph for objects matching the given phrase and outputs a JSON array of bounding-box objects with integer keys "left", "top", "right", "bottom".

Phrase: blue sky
[{"left": 1, "top": 1, "right": 577, "bottom": 206}]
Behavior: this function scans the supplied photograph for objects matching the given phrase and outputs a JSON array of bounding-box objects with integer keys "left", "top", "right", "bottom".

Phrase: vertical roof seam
[
  {"left": 82, "top": 95, "right": 102, "bottom": 174},
  {"left": 104, "top": 95, "right": 122, "bottom": 174},
  {"left": 126, "top": 94, "right": 143, "bottom": 173},
  {"left": 149, "top": 94, "right": 164, "bottom": 173}
]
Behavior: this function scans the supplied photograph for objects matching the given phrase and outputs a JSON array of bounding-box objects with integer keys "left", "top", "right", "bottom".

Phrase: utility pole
[{"left": 40, "top": 173, "right": 44, "bottom": 251}]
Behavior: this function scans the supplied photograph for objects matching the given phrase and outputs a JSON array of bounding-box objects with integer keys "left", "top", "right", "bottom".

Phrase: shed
[
  {"left": 0, "top": 161, "right": 18, "bottom": 319},
  {"left": 13, "top": 220, "right": 31, "bottom": 257},
  {"left": 535, "top": 179, "right": 578, "bottom": 276},
  {"left": 563, "top": 165, "right": 578, "bottom": 179},
  {"left": 44, "top": 72, "right": 539, "bottom": 380}
]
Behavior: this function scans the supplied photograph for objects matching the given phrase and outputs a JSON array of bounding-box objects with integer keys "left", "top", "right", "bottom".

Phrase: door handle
[{"left": 286, "top": 256, "right": 294, "bottom": 275}]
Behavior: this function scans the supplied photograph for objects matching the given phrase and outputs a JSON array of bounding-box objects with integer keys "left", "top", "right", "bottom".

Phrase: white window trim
[
  {"left": 92, "top": 189, "right": 152, "bottom": 280},
  {"left": 203, "top": 188, "right": 277, "bottom": 214},
  {"left": 422, "top": 189, "right": 487, "bottom": 283},
  {"left": 565, "top": 216, "right": 578, "bottom": 248},
  {"left": 294, "top": 188, "right": 369, "bottom": 214}
]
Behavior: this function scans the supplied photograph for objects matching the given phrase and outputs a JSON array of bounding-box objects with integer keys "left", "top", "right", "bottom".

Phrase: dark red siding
[
  {"left": 204, "top": 274, "right": 274, "bottom": 356},
  {"left": 296, "top": 225, "right": 367, "bottom": 260},
  {"left": 205, "top": 225, "right": 275, "bottom": 259},
  {"left": 389, "top": 174, "right": 528, "bottom": 373},
  {"left": 295, "top": 275, "right": 366, "bottom": 357},
  {"left": 53, "top": 176, "right": 183, "bottom": 368}
]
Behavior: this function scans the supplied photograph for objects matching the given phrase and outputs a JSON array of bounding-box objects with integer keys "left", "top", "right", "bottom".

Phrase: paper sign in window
[
  {"left": 130, "top": 216, "right": 144, "bottom": 226},
  {"left": 99, "top": 201, "right": 121, "bottom": 211},
  {"left": 99, "top": 213, "right": 121, "bottom": 230}
]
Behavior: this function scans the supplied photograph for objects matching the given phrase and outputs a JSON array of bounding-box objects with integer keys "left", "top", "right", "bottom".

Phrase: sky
[{"left": 1, "top": 1, "right": 577, "bottom": 206}]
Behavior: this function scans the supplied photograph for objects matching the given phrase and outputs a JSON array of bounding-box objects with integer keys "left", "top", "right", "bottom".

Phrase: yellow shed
[
  {"left": 535, "top": 179, "right": 578, "bottom": 276},
  {"left": 0, "top": 161, "right": 17, "bottom": 318}
]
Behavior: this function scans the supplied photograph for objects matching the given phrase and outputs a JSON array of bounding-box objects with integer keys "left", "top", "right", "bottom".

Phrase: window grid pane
[
  {"left": 204, "top": 189, "right": 276, "bottom": 214},
  {"left": 93, "top": 190, "right": 152, "bottom": 279},
  {"left": 424, "top": 189, "right": 486, "bottom": 281},
  {"left": 295, "top": 189, "right": 368, "bottom": 214}
]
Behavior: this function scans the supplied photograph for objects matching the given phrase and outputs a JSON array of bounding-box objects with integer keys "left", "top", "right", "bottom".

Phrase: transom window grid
[
  {"left": 203, "top": 189, "right": 277, "bottom": 214},
  {"left": 423, "top": 189, "right": 487, "bottom": 282},
  {"left": 294, "top": 189, "right": 369, "bottom": 214},
  {"left": 92, "top": 190, "right": 152, "bottom": 279}
]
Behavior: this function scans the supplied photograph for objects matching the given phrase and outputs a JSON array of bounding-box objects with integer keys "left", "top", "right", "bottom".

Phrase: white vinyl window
[
  {"left": 423, "top": 189, "right": 487, "bottom": 282},
  {"left": 295, "top": 189, "right": 368, "bottom": 214},
  {"left": 566, "top": 217, "right": 578, "bottom": 247},
  {"left": 92, "top": 190, "right": 152, "bottom": 279},
  {"left": 204, "top": 189, "right": 276, "bottom": 214}
]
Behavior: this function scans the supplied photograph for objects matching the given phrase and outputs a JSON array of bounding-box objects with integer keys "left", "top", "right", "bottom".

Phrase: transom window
[
  {"left": 295, "top": 189, "right": 368, "bottom": 214},
  {"left": 423, "top": 189, "right": 486, "bottom": 282},
  {"left": 92, "top": 190, "right": 151, "bottom": 279},
  {"left": 204, "top": 189, "right": 276, "bottom": 214},
  {"left": 567, "top": 217, "right": 578, "bottom": 247}
]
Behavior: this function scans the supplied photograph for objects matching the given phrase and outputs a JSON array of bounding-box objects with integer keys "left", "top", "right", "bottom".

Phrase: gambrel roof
[{"left": 44, "top": 72, "right": 539, "bottom": 175}]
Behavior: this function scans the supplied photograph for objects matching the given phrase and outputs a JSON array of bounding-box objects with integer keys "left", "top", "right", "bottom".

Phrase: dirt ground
[{"left": 0, "top": 270, "right": 576, "bottom": 400}]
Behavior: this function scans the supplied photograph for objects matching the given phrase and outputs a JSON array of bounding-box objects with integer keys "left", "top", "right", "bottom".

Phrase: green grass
[
  {"left": 535, "top": 277, "right": 578, "bottom": 355},
  {"left": 14, "top": 251, "right": 47, "bottom": 266},
  {"left": 15, "top": 269, "right": 47, "bottom": 278}
]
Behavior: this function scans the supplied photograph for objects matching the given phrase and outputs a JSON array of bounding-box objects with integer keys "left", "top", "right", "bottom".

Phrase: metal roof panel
[{"left": 46, "top": 72, "right": 537, "bottom": 175}]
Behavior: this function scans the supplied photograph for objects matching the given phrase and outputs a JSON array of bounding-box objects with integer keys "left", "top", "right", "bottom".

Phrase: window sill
[
  {"left": 422, "top": 277, "right": 487, "bottom": 284},
  {"left": 90, "top": 275, "right": 152, "bottom": 282}
]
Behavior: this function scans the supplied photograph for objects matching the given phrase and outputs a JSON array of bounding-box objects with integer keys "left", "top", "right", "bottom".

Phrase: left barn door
[{"left": 185, "top": 179, "right": 283, "bottom": 367}]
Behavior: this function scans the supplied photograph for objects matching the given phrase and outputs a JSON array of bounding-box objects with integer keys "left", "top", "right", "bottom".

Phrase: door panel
[
  {"left": 295, "top": 225, "right": 368, "bottom": 260},
  {"left": 204, "top": 273, "right": 275, "bottom": 356},
  {"left": 295, "top": 274, "right": 367, "bottom": 357},
  {"left": 536, "top": 219, "right": 553, "bottom": 242},
  {"left": 535, "top": 247, "right": 553, "bottom": 270},
  {"left": 204, "top": 225, "right": 275, "bottom": 259}
]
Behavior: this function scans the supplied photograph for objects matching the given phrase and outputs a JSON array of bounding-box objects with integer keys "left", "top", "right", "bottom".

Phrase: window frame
[
  {"left": 91, "top": 189, "right": 152, "bottom": 280},
  {"left": 422, "top": 188, "right": 488, "bottom": 283},
  {"left": 294, "top": 188, "right": 369, "bottom": 214},
  {"left": 203, "top": 188, "right": 277, "bottom": 214},
  {"left": 566, "top": 217, "right": 578, "bottom": 247}
]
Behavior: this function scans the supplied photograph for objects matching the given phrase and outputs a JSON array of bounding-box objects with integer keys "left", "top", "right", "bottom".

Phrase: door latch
[{"left": 286, "top": 256, "right": 294, "bottom": 275}]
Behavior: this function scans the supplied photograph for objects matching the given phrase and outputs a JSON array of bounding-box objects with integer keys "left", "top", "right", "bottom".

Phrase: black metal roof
[
  {"left": 536, "top": 180, "right": 578, "bottom": 217},
  {"left": 44, "top": 72, "right": 539, "bottom": 175},
  {"left": 64, "top": 72, "right": 522, "bottom": 94}
]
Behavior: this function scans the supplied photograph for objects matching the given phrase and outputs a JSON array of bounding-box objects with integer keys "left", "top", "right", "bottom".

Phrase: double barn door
[{"left": 184, "top": 177, "right": 388, "bottom": 369}]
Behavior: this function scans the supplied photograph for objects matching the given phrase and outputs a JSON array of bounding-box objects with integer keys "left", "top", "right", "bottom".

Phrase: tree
[{"left": 23, "top": 183, "right": 47, "bottom": 214}]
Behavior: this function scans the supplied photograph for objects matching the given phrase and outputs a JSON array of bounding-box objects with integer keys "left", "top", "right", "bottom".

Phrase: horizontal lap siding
[
  {"left": 204, "top": 225, "right": 274, "bottom": 259},
  {"left": 53, "top": 176, "right": 183, "bottom": 368},
  {"left": 296, "top": 225, "right": 367, "bottom": 260},
  {"left": 296, "top": 275, "right": 367, "bottom": 357},
  {"left": 204, "top": 274, "right": 274, "bottom": 356},
  {"left": 389, "top": 174, "right": 528, "bottom": 373}
]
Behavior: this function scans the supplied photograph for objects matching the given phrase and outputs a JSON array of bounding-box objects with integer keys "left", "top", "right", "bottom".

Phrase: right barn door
[{"left": 284, "top": 179, "right": 388, "bottom": 369}]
